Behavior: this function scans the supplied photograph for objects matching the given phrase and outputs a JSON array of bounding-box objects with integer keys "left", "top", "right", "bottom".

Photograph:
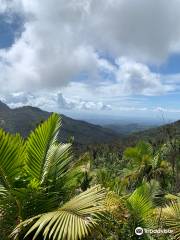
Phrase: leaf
[
  {"left": 25, "top": 113, "right": 61, "bottom": 183},
  {"left": 0, "top": 184, "right": 8, "bottom": 197},
  {"left": 0, "top": 129, "right": 25, "bottom": 190},
  {"left": 24, "top": 185, "right": 107, "bottom": 240},
  {"left": 47, "top": 143, "right": 73, "bottom": 180},
  {"left": 127, "top": 182, "right": 156, "bottom": 228},
  {"left": 161, "top": 199, "right": 180, "bottom": 240}
]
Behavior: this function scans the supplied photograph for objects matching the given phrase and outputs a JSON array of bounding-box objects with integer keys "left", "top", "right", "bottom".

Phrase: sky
[{"left": 0, "top": 0, "right": 180, "bottom": 123}]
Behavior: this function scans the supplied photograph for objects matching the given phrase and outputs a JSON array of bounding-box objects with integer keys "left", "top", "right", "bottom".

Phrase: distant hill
[
  {"left": 129, "top": 120, "right": 180, "bottom": 144},
  {"left": 0, "top": 101, "right": 121, "bottom": 145},
  {"left": 104, "top": 123, "right": 155, "bottom": 135}
]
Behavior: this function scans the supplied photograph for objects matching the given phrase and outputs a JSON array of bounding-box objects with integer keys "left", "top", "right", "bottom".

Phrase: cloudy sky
[{"left": 0, "top": 0, "right": 180, "bottom": 122}]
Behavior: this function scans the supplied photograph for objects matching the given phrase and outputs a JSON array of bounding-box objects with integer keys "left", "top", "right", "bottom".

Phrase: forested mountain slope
[
  {"left": 0, "top": 101, "right": 121, "bottom": 145},
  {"left": 128, "top": 120, "right": 180, "bottom": 145}
]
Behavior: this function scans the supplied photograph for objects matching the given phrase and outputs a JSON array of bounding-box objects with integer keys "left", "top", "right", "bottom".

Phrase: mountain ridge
[
  {"left": 128, "top": 119, "right": 180, "bottom": 145},
  {"left": 0, "top": 101, "right": 179, "bottom": 146},
  {"left": 0, "top": 101, "right": 121, "bottom": 145}
]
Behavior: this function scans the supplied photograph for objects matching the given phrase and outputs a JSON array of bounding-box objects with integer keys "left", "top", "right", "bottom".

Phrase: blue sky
[
  {"left": 154, "top": 54, "right": 180, "bottom": 75},
  {"left": 0, "top": 12, "right": 23, "bottom": 48},
  {"left": 0, "top": 0, "right": 179, "bottom": 123}
]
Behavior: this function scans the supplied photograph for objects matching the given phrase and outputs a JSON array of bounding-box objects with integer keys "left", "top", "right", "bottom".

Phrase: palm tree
[
  {"left": 101, "top": 181, "right": 161, "bottom": 240},
  {"left": 161, "top": 198, "right": 180, "bottom": 240},
  {"left": 0, "top": 113, "right": 106, "bottom": 240},
  {"left": 12, "top": 185, "right": 106, "bottom": 240},
  {"left": 121, "top": 141, "right": 172, "bottom": 190},
  {"left": 160, "top": 139, "right": 180, "bottom": 192}
]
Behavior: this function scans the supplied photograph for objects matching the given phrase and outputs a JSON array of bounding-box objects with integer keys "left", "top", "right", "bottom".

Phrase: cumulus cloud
[
  {"left": 88, "top": 0, "right": 180, "bottom": 62},
  {"left": 115, "top": 58, "right": 174, "bottom": 95},
  {"left": 93, "top": 58, "right": 174, "bottom": 97},
  {"left": 0, "top": 0, "right": 180, "bottom": 95},
  {"left": 57, "top": 93, "right": 111, "bottom": 111},
  {"left": 0, "top": 0, "right": 22, "bottom": 14},
  {"left": 2, "top": 92, "right": 111, "bottom": 112}
]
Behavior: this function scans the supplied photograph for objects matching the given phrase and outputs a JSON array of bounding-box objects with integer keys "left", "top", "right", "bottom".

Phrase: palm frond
[
  {"left": 0, "top": 184, "right": 8, "bottom": 197},
  {"left": 105, "top": 191, "right": 128, "bottom": 223},
  {"left": 44, "top": 142, "right": 83, "bottom": 196},
  {"left": 123, "top": 141, "right": 153, "bottom": 165},
  {"left": 47, "top": 143, "right": 73, "bottom": 180},
  {"left": 127, "top": 182, "right": 156, "bottom": 228},
  {"left": 25, "top": 113, "right": 61, "bottom": 183},
  {"left": 0, "top": 129, "right": 25, "bottom": 190},
  {"left": 161, "top": 199, "right": 180, "bottom": 239},
  {"left": 21, "top": 185, "right": 106, "bottom": 240}
]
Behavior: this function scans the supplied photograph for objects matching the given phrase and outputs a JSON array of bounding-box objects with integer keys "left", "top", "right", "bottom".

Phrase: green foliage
[
  {"left": 25, "top": 113, "right": 61, "bottom": 183},
  {"left": 0, "top": 112, "right": 179, "bottom": 240},
  {"left": 0, "top": 114, "right": 107, "bottom": 240},
  {"left": 0, "top": 129, "right": 25, "bottom": 189},
  {"left": 161, "top": 198, "right": 180, "bottom": 239},
  {"left": 21, "top": 186, "right": 106, "bottom": 240},
  {"left": 88, "top": 139, "right": 180, "bottom": 240},
  {"left": 121, "top": 141, "right": 173, "bottom": 190}
]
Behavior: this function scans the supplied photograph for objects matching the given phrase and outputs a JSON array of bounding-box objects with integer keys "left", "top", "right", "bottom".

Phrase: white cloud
[
  {"left": 3, "top": 92, "right": 111, "bottom": 112},
  {"left": 0, "top": 0, "right": 180, "bottom": 95},
  {"left": 88, "top": 58, "right": 174, "bottom": 97},
  {"left": 115, "top": 58, "right": 174, "bottom": 95},
  {"left": 58, "top": 93, "right": 112, "bottom": 111},
  {"left": 0, "top": 0, "right": 22, "bottom": 14}
]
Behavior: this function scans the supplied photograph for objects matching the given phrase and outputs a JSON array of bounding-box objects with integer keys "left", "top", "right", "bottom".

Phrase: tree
[
  {"left": 103, "top": 181, "right": 161, "bottom": 239},
  {"left": 161, "top": 198, "right": 180, "bottom": 240},
  {"left": 121, "top": 141, "right": 172, "bottom": 190},
  {"left": 0, "top": 114, "right": 106, "bottom": 240}
]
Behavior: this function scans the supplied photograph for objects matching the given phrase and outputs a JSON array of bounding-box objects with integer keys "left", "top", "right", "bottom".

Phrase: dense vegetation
[{"left": 0, "top": 114, "right": 180, "bottom": 240}]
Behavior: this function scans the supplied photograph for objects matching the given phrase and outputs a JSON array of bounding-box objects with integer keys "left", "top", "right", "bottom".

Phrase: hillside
[
  {"left": 0, "top": 101, "right": 121, "bottom": 145},
  {"left": 129, "top": 120, "right": 180, "bottom": 144},
  {"left": 104, "top": 123, "right": 155, "bottom": 135}
]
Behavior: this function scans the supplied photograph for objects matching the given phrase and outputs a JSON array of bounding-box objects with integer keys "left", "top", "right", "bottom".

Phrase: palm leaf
[
  {"left": 161, "top": 199, "right": 180, "bottom": 239},
  {"left": 25, "top": 113, "right": 61, "bottom": 183},
  {"left": 44, "top": 142, "right": 82, "bottom": 196},
  {"left": 0, "top": 184, "right": 8, "bottom": 197},
  {"left": 127, "top": 182, "right": 155, "bottom": 228},
  {"left": 0, "top": 129, "right": 24, "bottom": 190},
  {"left": 22, "top": 185, "right": 106, "bottom": 240},
  {"left": 105, "top": 191, "right": 128, "bottom": 223},
  {"left": 47, "top": 143, "right": 73, "bottom": 180}
]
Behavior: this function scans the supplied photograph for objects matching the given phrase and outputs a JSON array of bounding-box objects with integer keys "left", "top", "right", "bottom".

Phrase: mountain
[
  {"left": 129, "top": 120, "right": 180, "bottom": 144},
  {"left": 0, "top": 101, "right": 10, "bottom": 111},
  {"left": 0, "top": 101, "right": 121, "bottom": 145},
  {"left": 104, "top": 123, "right": 156, "bottom": 135}
]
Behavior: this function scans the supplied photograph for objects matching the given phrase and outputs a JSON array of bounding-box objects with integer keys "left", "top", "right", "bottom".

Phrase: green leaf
[
  {"left": 0, "top": 184, "right": 8, "bottom": 197},
  {"left": 161, "top": 199, "right": 180, "bottom": 239},
  {"left": 0, "top": 129, "right": 25, "bottom": 190},
  {"left": 25, "top": 113, "right": 61, "bottom": 183},
  {"left": 24, "top": 185, "right": 107, "bottom": 240},
  {"left": 127, "top": 182, "right": 156, "bottom": 228},
  {"left": 47, "top": 143, "right": 73, "bottom": 180}
]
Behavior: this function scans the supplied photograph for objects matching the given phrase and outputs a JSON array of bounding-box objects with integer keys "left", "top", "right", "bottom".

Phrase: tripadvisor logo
[
  {"left": 135, "top": 227, "right": 144, "bottom": 236},
  {"left": 135, "top": 227, "right": 173, "bottom": 236}
]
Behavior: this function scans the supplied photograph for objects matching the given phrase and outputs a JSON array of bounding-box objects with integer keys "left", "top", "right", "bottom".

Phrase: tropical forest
[
  {"left": 0, "top": 0, "right": 180, "bottom": 239},
  {"left": 0, "top": 113, "right": 179, "bottom": 240}
]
